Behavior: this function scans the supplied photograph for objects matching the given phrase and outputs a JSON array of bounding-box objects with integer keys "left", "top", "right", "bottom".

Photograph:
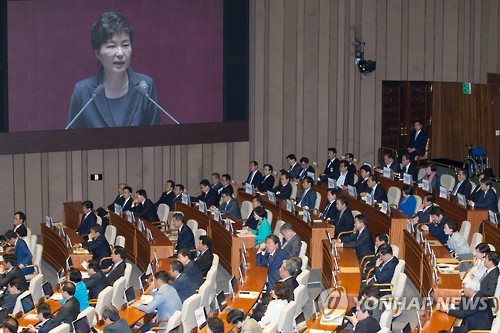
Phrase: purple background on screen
[{"left": 7, "top": 0, "right": 223, "bottom": 132}]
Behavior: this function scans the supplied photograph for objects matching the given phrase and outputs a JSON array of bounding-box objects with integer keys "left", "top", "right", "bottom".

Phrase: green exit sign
[{"left": 463, "top": 83, "right": 472, "bottom": 95}]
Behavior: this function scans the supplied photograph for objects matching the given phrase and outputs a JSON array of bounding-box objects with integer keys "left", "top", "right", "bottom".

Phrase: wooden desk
[
  {"left": 415, "top": 308, "right": 456, "bottom": 333},
  {"left": 17, "top": 299, "right": 62, "bottom": 327},
  {"left": 378, "top": 176, "right": 488, "bottom": 243},
  {"left": 41, "top": 223, "right": 69, "bottom": 271},
  {"left": 483, "top": 220, "right": 500, "bottom": 250},
  {"left": 63, "top": 202, "right": 83, "bottom": 230}
]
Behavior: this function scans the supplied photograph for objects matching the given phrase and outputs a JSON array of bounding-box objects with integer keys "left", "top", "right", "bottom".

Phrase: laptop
[
  {"left": 139, "top": 273, "right": 149, "bottom": 292},
  {"left": 42, "top": 281, "right": 54, "bottom": 297},
  {"left": 124, "top": 286, "right": 136, "bottom": 305},
  {"left": 66, "top": 256, "right": 73, "bottom": 271},
  {"left": 401, "top": 322, "right": 411, "bottom": 333},
  {"left": 20, "top": 293, "right": 35, "bottom": 313},
  {"left": 229, "top": 276, "right": 239, "bottom": 295},
  {"left": 215, "top": 290, "right": 227, "bottom": 312},
  {"left": 72, "top": 316, "right": 92, "bottom": 333},
  {"left": 295, "top": 312, "right": 307, "bottom": 332},
  {"left": 312, "top": 294, "right": 322, "bottom": 315},
  {"left": 44, "top": 216, "right": 53, "bottom": 229}
]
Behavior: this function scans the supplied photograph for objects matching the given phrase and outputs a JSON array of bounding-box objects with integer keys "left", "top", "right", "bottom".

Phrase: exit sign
[{"left": 463, "top": 83, "right": 472, "bottom": 95}]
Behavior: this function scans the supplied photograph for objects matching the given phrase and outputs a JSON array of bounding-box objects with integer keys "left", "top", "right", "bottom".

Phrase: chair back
[
  {"left": 29, "top": 273, "right": 44, "bottom": 303},
  {"left": 262, "top": 320, "right": 278, "bottom": 333},
  {"left": 240, "top": 200, "right": 253, "bottom": 219},
  {"left": 26, "top": 227, "right": 32, "bottom": 238},
  {"left": 469, "top": 232, "right": 483, "bottom": 254},
  {"left": 469, "top": 180, "right": 476, "bottom": 192},
  {"left": 387, "top": 187, "right": 401, "bottom": 206},
  {"left": 314, "top": 192, "right": 322, "bottom": 210},
  {"left": 351, "top": 210, "right": 361, "bottom": 218},
  {"left": 105, "top": 225, "right": 117, "bottom": 246},
  {"left": 195, "top": 228, "right": 207, "bottom": 242},
  {"left": 198, "top": 280, "right": 212, "bottom": 313},
  {"left": 29, "top": 235, "right": 37, "bottom": 254},
  {"left": 459, "top": 220, "right": 471, "bottom": 242},
  {"left": 290, "top": 181, "right": 298, "bottom": 199},
  {"left": 115, "top": 235, "right": 126, "bottom": 248},
  {"left": 392, "top": 272, "right": 407, "bottom": 299},
  {"left": 111, "top": 277, "right": 126, "bottom": 309},
  {"left": 377, "top": 328, "right": 390, "bottom": 333},
  {"left": 211, "top": 254, "right": 219, "bottom": 270},
  {"left": 277, "top": 301, "right": 297, "bottom": 333},
  {"left": 493, "top": 274, "right": 500, "bottom": 314},
  {"left": 417, "top": 168, "right": 426, "bottom": 181},
  {"left": 96, "top": 216, "right": 102, "bottom": 226},
  {"left": 391, "top": 245, "right": 400, "bottom": 258},
  {"left": 124, "top": 263, "right": 133, "bottom": 288},
  {"left": 413, "top": 195, "right": 422, "bottom": 215},
  {"left": 299, "top": 241, "right": 307, "bottom": 258},
  {"left": 273, "top": 220, "right": 286, "bottom": 243},
  {"left": 296, "top": 269, "right": 309, "bottom": 308},
  {"left": 50, "top": 324, "right": 70, "bottom": 333},
  {"left": 166, "top": 310, "right": 182, "bottom": 332},
  {"left": 440, "top": 174, "right": 456, "bottom": 192},
  {"left": 77, "top": 306, "right": 95, "bottom": 328},
  {"left": 157, "top": 204, "right": 170, "bottom": 222},
  {"left": 293, "top": 285, "right": 306, "bottom": 317},
  {"left": 299, "top": 255, "right": 309, "bottom": 271},
  {"left": 379, "top": 306, "right": 393, "bottom": 330},
  {"left": 187, "top": 219, "right": 198, "bottom": 239},
  {"left": 353, "top": 174, "right": 359, "bottom": 184},
  {"left": 94, "top": 286, "right": 113, "bottom": 323},
  {"left": 489, "top": 244, "right": 496, "bottom": 252},
  {"left": 181, "top": 294, "right": 201, "bottom": 333},
  {"left": 266, "top": 209, "right": 274, "bottom": 225},
  {"left": 206, "top": 265, "right": 218, "bottom": 302}
]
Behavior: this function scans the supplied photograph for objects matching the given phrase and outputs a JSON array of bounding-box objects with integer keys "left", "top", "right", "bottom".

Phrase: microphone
[
  {"left": 137, "top": 80, "right": 180, "bottom": 124},
  {"left": 66, "top": 84, "right": 104, "bottom": 130}
]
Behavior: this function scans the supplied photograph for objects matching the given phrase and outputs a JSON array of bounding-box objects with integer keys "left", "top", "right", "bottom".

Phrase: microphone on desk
[
  {"left": 136, "top": 80, "right": 180, "bottom": 124},
  {"left": 65, "top": 84, "right": 105, "bottom": 130}
]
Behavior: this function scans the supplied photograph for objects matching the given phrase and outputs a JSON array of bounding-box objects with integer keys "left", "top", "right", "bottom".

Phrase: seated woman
[
  {"left": 63, "top": 269, "right": 89, "bottom": 311},
  {"left": 444, "top": 220, "right": 473, "bottom": 272},
  {"left": 398, "top": 185, "right": 417, "bottom": 216},
  {"left": 258, "top": 281, "right": 290, "bottom": 328},
  {"left": 422, "top": 162, "right": 440, "bottom": 191},
  {"left": 245, "top": 206, "right": 271, "bottom": 246},
  {"left": 226, "top": 309, "right": 262, "bottom": 333}
]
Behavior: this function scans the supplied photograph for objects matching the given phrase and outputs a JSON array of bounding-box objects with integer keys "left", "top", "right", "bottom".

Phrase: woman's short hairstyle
[
  {"left": 402, "top": 185, "right": 413, "bottom": 196},
  {"left": 91, "top": 12, "right": 133, "bottom": 51},
  {"left": 254, "top": 206, "right": 267, "bottom": 218},
  {"left": 445, "top": 220, "right": 459, "bottom": 233}
]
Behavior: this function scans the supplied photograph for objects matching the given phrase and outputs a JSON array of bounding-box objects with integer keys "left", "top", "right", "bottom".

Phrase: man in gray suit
[
  {"left": 280, "top": 223, "right": 302, "bottom": 257},
  {"left": 480, "top": 251, "right": 499, "bottom": 297},
  {"left": 211, "top": 188, "right": 241, "bottom": 220},
  {"left": 52, "top": 282, "right": 80, "bottom": 326},
  {"left": 138, "top": 271, "right": 182, "bottom": 332},
  {"left": 102, "top": 306, "right": 132, "bottom": 333}
]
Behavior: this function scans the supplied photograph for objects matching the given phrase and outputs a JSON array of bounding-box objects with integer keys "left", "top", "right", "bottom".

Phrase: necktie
[
  {"left": 356, "top": 230, "right": 362, "bottom": 240},
  {"left": 480, "top": 269, "right": 488, "bottom": 281},
  {"left": 322, "top": 202, "right": 332, "bottom": 219},
  {"left": 453, "top": 182, "right": 461, "bottom": 195},
  {"left": 249, "top": 172, "right": 255, "bottom": 184},
  {"left": 380, "top": 261, "right": 387, "bottom": 271},
  {"left": 415, "top": 131, "right": 419, "bottom": 140},
  {"left": 338, "top": 210, "right": 344, "bottom": 221}
]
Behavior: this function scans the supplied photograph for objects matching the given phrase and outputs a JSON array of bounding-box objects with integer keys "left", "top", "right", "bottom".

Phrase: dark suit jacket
[
  {"left": 194, "top": 250, "right": 213, "bottom": 277},
  {"left": 298, "top": 166, "right": 315, "bottom": 179},
  {"left": 401, "top": 163, "right": 418, "bottom": 182},
  {"left": 78, "top": 212, "right": 97, "bottom": 236},
  {"left": 320, "top": 201, "right": 338, "bottom": 220},
  {"left": 373, "top": 256, "right": 399, "bottom": 284},
  {"left": 453, "top": 180, "right": 472, "bottom": 199},
  {"left": 176, "top": 224, "right": 195, "bottom": 252},
  {"left": 130, "top": 199, "right": 160, "bottom": 222},
  {"left": 334, "top": 171, "right": 355, "bottom": 187},
  {"left": 281, "top": 234, "right": 302, "bottom": 257},
  {"left": 448, "top": 292, "right": 493, "bottom": 332},
  {"left": 154, "top": 191, "right": 175, "bottom": 208},
  {"left": 415, "top": 204, "right": 433, "bottom": 222},
  {"left": 283, "top": 276, "right": 299, "bottom": 301},
  {"left": 170, "top": 195, "right": 183, "bottom": 211},
  {"left": 121, "top": 197, "right": 133, "bottom": 212},
  {"left": 107, "top": 195, "right": 125, "bottom": 211},
  {"left": 370, "top": 184, "right": 388, "bottom": 203},
  {"left": 246, "top": 170, "right": 264, "bottom": 186},
  {"left": 184, "top": 260, "right": 204, "bottom": 289},
  {"left": 382, "top": 162, "right": 401, "bottom": 173},
  {"left": 85, "top": 271, "right": 110, "bottom": 300},
  {"left": 191, "top": 189, "right": 219, "bottom": 208},
  {"left": 340, "top": 227, "right": 375, "bottom": 262},
  {"left": 84, "top": 235, "right": 111, "bottom": 266},
  {"left": 271, "top": 183, "right": 292, "bottom": 200},
  {"left": 244, "top": 210, "right": 258, "bottom": 230},
  {"left": 473, "top": 189, "right": 498, "bottom": 212},
  {"left": 13, "top": 224, "right": 28, "bottom": 238},
  {"left": 258, "top": 174, "right": 275, "bottom": 192},
  {"left": 296, "top": 189, "right": 317, "bottom": 208},
  {"left": 480, "top": 267, "right": 499, "bottom": 297},
  {"left": 347, "top": 163, "right": 357, "bottom": 175},
  {"left": 220, "top": 198, "right": 241, "bottom": 220},
  {"left": 0, "top": 291, "right": 20, "bottom": 314},
  {"left": 407, "top": 130, "right": 428, "bottom": 156},
  {"left": 68, "top": 67, "right": 160, "bottom": 129},
  {"left": 287, "top": 163, "right": 302, "bottom": 179},
  {"left": 333, "top": 208, "right": 355, "bottom": 237},
  {"left": 53, "top": 296, "right": 80, "bottom": 326},
  {"left": 354, "top": 316, "right": 381, "bottom": 333},
  {"left": 0, "top": 266, "right": 28, "bottom": 291},
  {"left": 354, "top": 178, "right": 370, "bottom": 194},
  {"left": 428, "top": 217, "right": 448, "bottom": 245},
  {"left": 37, "top": 318, "right": 59, "bottom": 333},
  {"left": 256, "top": 247, "right": 291, "bottom": 291},
  {"left": 104, "top": 318, "right": 133, "bottom": 333},
  {"left": 14, "top": 238, "right": 34, "bottom": 275},
  {"left": 170, "top": 273, "right": 196, "bottom": 302},
  {"left": 323, "top": 158, "right": 340, "bottom": 176},
  {"left": 106, "top": 261, "right": 126, "bottom": 285}
]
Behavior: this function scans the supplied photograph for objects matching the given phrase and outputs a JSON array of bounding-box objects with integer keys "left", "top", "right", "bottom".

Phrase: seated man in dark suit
[
  {"left": 168, "top": 260, "right": 196, "bottom": 302},
  {"left": 333, "top": 196, "right": 355, "bottom": 237},
  {"left": 104, "top": 246, "right": 127, "bottom": 285},
  {"left": 351, "top": 299, "right": 381, "bottom": 333},
  {"left": 280, "top": 223, "right": 302, "bottom": 257},
  {"left": 26, "top": 303, "right": 58, "bottom": 333},
  {"left": 106, "top": 183, "right": 126, "bottom": 211},
  {"left": 0, "top": 254, "right": 28, "bottom": 291},
  {"left": 438, "top": 277, "right": 493, "bottom": 333},
  {"left": 210, "top": 188, "right": 242, "bottom": 220},
  {"left": 405, "top": 120, "right": 428, "bottom": 162},
  {"left": 362, "top": 233, "right": 389, "bottom": 279},
  {"left": 366, "top": 244, "right": 399, "bottom": 295},
  {"left": 278, "top": 259, "right": 300, "bottom": 301},
  {"left": 366, "top": 174, "right": 388, "bottom": 203},
  {"left": 77, "top": 200, "right": 97, "bottom": 237},
  {"left": 194, "top": 235, "right": 213, "bottom": 277},
  {"left": 84, "top": 260, "right": 110, "bottom": 300},
  {"left": 210, "top": 173, "right": 222, "bottom": 194},
  {"left": 452, "top": 168, "right": 472, "bottom": 198},
  {"left": 256, "top": 235, "right": 291, "bottom": 292},
  {"left": 52, "top": 282, "right": 80, "bottom": 326},
  {"left": 102, "top": 306, "right": 133, "bottom": 333},
  {"left": 12, "top": 211, "right": 28, "bottom": 238},
  {"left": 258, "top": 164, "right": 275, "bottom": 192},
  {"left": 242, "top": 195, "right": 264, "bottom": 231},
  {"left": 297, "top": 157, "right": 315, "bottom": 180},
  {"left": 5, "top": 230, "right": 34, "bottom": 275},
  {"left": 375, "top": 152, "right": 401, "bottom": 174},
  {"left": 333, "top": 160, "right": 355, "bottom": 188},
  {"left": 334, "top": 214, "right": 374, "bottom": 262},
  {"left": 119, "top": 186, "right": 134, "bottom": 212},
  {"left": 154, "top": 180, "right": 175, "bottom": 208},
  {"left": 319, "top": 147, "right": 340, "bottom": 182},
  {"left": 220, "top": 174, "right": 234, "bottom": 196},
  {"left": 354, "top": 165, "right": 372, "bottom": 195},
  {"left": 345, "top": 153, "right": 357, "bottom": 175},
  {"left": 480, "top": 251, "right": 499, "bottom": 297},
  {"left": 421, "top": 206, "right": 448, "bottom": 245},
  {"left": 130, "top": 189, "right": 160, "bottom": 222},
  {"left": 170, "top": 184, "right": 184, "bottom": 211},
  {"left": 468, "top": 178, "right": 498, "bottom": 212},
  {"left": 296, "top": 177, "right": 317, "bottom": 209},
  {"left": 285, "top": 154, "right": 302, "bottom": 179},
  {"left": 177, "top": 248, "right": 204, "bottom": 289},
  {"left": 191, "top": 179, "right": 219, "bottom": 208},
  {"left": 320, "top": 188, "right": 339, "bottom": 221},
  {"left": 410, "top": 193, "right": 435, "bottom": 224},
  {"left": 172, "top": 213, "right": 195, "bottom": 254},
  {"left": 399, "top": 153, "right": 418, "bottom": 181},
  {"left": 0, "top": 278, "right": 23, "bottom": 314},
  {"left": 99, "top": 186, "right": 132, "bottom": 230},
  {"left": 271, "top": 173, "right": 292, "bottom": 200},
  {"left": 245, "top": 160, "right": 264, "bottom": 186},
  {"left": 79, "top": 224, "right": 111, "bottom": 267}
]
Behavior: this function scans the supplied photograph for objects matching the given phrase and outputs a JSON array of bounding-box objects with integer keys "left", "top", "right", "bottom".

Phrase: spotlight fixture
[{"left": 353, "top": 40, "right": 376, "bottom": 75}]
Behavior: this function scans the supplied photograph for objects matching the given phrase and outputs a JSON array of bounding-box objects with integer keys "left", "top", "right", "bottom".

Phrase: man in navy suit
[
  {"left": 271, "top": 173, "right": 292, "bottom": 200},
  {"left": 194, "top": 235, "right": 213, "bottom": 277},
  {"left": 177, "top": 248, "right": 204, "bottom": 289},
  {"left": 452, "top": 169, "right": 472, "bottom": 198},
  {"left": 367, "top": 174, "right": 388, "bottom": 203},
  {"left": 80, "top": 224, "right": 111, "bottom": 267},
  {"left": 211, "top": 188, "right": 241, "bottom": 220},
  {"left": 154, "top": 180, "right": 176, "bottom": 208},
  {"left": 285, "top": 154, "right": 301, "bottom": 179},
  {"left": 297, "top": 157, "right": 315, "bottom": 180},
  {"left": 335, "top": 214, "right": 374, "bottom": 262},
  {"left": 258, "top": 164, "right": 275, "bottom": 192},
  {"left": 366, "top": 244, "right": 399, "bottom": 295},
  {"left": 319, "top": 147, "right": 340, "bottom": 182},
  {"left": 0, "top": 254, "right": 28, "bottom": 291},
  {"left": 480, "top": 251, "right": 499, "bottom": 298},
  {"left": 191, "top": 179, "right": 219, "bottom": 208},
  {"left": 400, "top": 153, "right": 418, "bottom": 181},
  {"left": 104, "top": 246, "right": 127, "bottom": 285},
  {"left": 354, "top": 165, "right": 372, "bottom": 194},
  {"left": 130, "top": 189, "right": 160, "bottom": 222},
  {"left": 107, "top": 183, "right": 126, "bottom": 211},
  {"left": 256, "top": 235, "right": 291, "bottom": 292},
  {"left": 5, "top": 230, "right": 34, "bottom": 275},
  {"left": 334, "top": 160, "right": 355, "bottom": 188},
  {"left": 172, "top": 213, "right": 195, "bottom": 254},
  {"left": 410, "top": 193, "right": 435, "bottom": 224},
  {"left": 78, "top": 200, "right": 97, "bottom": 237},
  {"left": 170, "top": 184, "right": 184, "bottom": 211},
  {"left": 168, "top": 260, "right": 196, "bottom": 302},
  {"left": 468, "top": 178, "right": 498, "bottom": 212},
  {"left": 375, "top": 152, "right": 401, "bottom": 174},
  {"left": 421, "top": 206, "right": 448, "bottom": 245},
  {"left": 333, "top": 196, "right": 355, "bottom": 237},
  {"left": 245, "top": 161, "right": 264, "bottom": 186},
  {"left": 406, "top": 120, "right": 428, "bottom": 161},
  {"left": 296, "top": 177, "right": 317, "bottom": 209},
  {"left": 320, "top": 189, "right": 339, "bottom": 220},
  {"left": 119, "top": 186, "right": 134, "bottom": 212},
  {"left": 30, "top": 303, "right": 58, "bottom": 333}
]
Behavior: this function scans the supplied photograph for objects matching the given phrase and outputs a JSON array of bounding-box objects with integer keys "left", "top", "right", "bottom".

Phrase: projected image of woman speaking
[{"left": 67, "top": 12, "right": 161, "bottom": 129}]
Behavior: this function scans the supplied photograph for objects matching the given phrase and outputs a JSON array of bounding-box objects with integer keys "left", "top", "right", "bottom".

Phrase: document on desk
[
  {"left": 140, "top": 295, "right": 153, "bottom": 303},
  {"left": 237, "top": 291, "right": 260, "bottom": 298},
  {"left": 437, "top": 264, "right": 459, "bottom": 274},
  {"left": 309, "top": 329, "right": 328, "bottom": 333},
  {"left": 319, "top": 308, "right": 346, "bottom": 326},
  {"left": 50, "top": 293, "right": 63, "bottom": 300},
  {"left": 236, "top": 231, "right": 256, "bottom": 238},
  {"left": 24, "top": 314, "right": 38, "bottom": 320}
]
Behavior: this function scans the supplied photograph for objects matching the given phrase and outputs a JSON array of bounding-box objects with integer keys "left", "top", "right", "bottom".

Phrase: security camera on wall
[{"left": 353, "top": 39, "right": 376, "bottom": 75}]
